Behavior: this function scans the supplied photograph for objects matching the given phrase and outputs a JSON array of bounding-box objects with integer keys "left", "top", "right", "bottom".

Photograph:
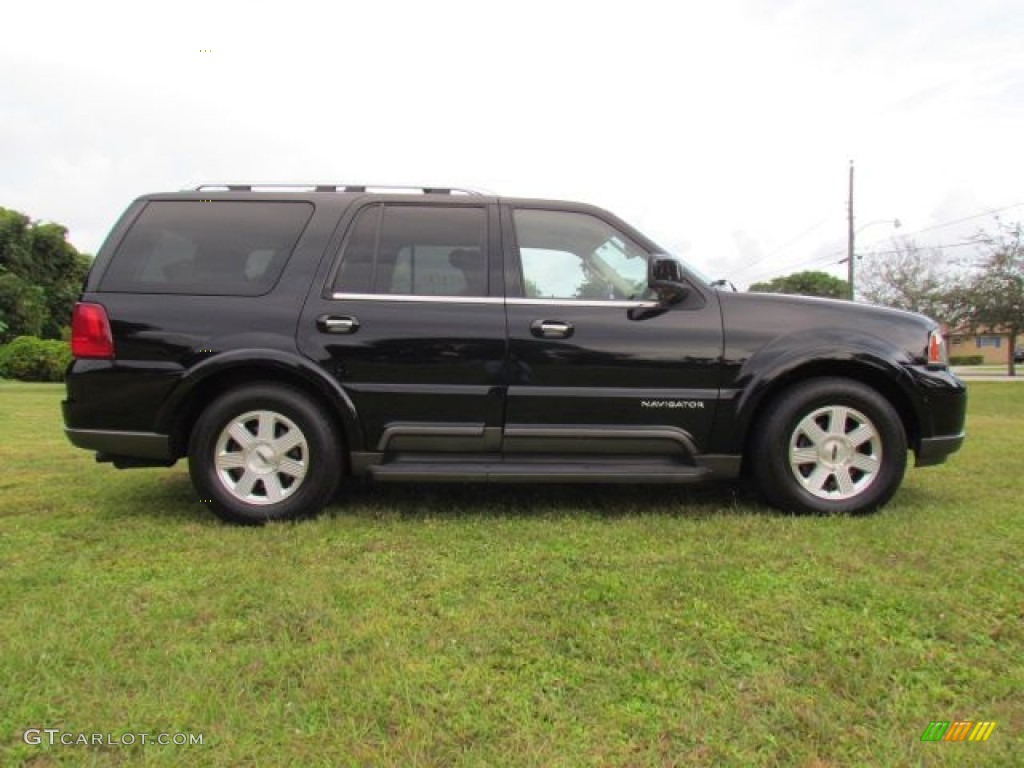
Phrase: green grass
[{"left": 0, "top": 381, "right": 1021, "bottom": 766}]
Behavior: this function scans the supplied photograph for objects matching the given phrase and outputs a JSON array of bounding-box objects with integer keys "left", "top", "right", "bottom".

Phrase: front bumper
[
  {"left": 915, "top": 433, "right": 965, "bottom": 467},
  {"left": 906, "top": 366, "right": 967, "bottom": 467}
]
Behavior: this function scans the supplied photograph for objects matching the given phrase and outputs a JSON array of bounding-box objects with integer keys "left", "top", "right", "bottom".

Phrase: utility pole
[{"left": 847, "top": 160, "right": 856, "bottom": 300}]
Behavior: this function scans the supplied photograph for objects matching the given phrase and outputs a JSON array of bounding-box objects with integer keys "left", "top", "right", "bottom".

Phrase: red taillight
[{"left": 71, "top": 302, "right": 114, "bottom": 359}]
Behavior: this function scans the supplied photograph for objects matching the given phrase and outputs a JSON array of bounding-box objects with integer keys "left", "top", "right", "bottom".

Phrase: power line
[
  {"left": 731, "top": 215, "right": 832, "bottom": 278},
  {"left": 744, "top": 250, "right": 845, "bottom": 283},
  {"left": 816, "top": 201, "right": 1021, "bottom": 262},
  {"left": 739, "top": 201, "right": 1024, "bottom": 284},
  {"left": 746, "top": 238, "right": 981, "bottom": 284},
  {"left": 894, "top": 201, "right": 1024, "bottom": 240},
  {"left": 859, "top": 240, "right": 978, "bottom": 258}
]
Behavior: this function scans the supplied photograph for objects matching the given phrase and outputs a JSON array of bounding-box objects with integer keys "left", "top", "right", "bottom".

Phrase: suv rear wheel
[
  {"left": 188, "top": 384, "right": 341, "bottom": 524},
  {"left": 751, "top": 378, "right": 907, "bottom": 515}
]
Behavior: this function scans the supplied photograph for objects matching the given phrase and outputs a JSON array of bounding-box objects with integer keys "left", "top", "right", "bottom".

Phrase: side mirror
[{"left": 648, "top": 256, "right": 689, "bottom": 304}]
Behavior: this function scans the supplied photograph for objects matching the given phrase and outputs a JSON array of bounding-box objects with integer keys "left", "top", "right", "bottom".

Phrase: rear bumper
[{"left": 65, "top": 427, "right": 172, "bottom": 461}]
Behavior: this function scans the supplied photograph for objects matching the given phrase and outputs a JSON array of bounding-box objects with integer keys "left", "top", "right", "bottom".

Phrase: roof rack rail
[{"left": 191, "top": 183, "right": 489, "bottom": 196}]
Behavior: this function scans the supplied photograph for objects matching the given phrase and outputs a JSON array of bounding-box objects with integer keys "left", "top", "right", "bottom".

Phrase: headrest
[{"left": 448, "top": 249, "right": 482, "bottom": 270}]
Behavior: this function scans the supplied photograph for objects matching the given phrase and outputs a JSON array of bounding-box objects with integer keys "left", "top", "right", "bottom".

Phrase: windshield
[{"left": 677, "top": 257, "right": 712, "bottom": 285}]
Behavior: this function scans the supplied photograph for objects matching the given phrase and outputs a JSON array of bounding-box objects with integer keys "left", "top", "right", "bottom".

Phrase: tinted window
[
  {"left": 514, "top": 209, "right": 650, "bottom": 301},
  {"left": 101, "top": 201, "right": 313, "bottom": 295},
  {"left": 334, "top": 205, "right": 487, "bottom": 296}
]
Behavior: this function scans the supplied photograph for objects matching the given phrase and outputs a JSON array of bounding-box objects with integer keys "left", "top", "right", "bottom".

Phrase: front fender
[{"left": 725, "top": 328, "right": 923, "bottom": 451}]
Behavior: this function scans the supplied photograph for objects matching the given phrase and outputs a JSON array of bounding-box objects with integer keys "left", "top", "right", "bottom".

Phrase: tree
[
  {"left": 858, "top": 237, "right": 961, "bottom": 325},
  {"left": 962, "top": 221, "right": 1024, "bottom": 376},
  {"left": 748, "top": 270, "right": 848, "bottom": 299},
  {"left": 0, "top": 207, "right": 92, "bottom": 342}
]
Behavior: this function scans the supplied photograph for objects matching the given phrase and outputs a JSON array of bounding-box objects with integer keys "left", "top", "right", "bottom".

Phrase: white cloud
[{"left": 1, "top": 0, "right": 1022, "bottom": 287}]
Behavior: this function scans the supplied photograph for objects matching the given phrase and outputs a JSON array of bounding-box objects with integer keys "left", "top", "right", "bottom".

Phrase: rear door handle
[
  {"left": 317, "top": 315, "right": 360, "bottom": 334},
  {"left": 530, "top": 319, "right": 574, "bottom": 339}
]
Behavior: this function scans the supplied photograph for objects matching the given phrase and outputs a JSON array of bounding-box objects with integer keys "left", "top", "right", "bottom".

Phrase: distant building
[{"left": 947, "top": 327, "right": 1023, "bottom": 364}]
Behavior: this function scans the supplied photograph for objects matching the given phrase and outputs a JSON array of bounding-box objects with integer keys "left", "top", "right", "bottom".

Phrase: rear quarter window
[{"left": 99, "top": 201, "right": 313, "bottom": 295}]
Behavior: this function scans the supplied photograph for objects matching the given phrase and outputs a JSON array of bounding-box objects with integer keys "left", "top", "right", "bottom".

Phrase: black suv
[{"left": 63, "top": 184, "right": 966, "bottom": 523}]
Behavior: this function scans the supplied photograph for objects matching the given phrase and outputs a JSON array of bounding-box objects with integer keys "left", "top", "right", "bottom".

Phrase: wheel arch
[
  {"left": 737, "top": 358, "right": 922, "bottom": 475},
  {"left": 157, "top": 351, "right": 362, "bottom": 463}
]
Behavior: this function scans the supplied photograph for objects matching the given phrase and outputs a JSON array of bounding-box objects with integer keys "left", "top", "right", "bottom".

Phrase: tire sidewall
[
  {"left": 188, "top": 385, "right": 340, "bottom": 524},
  {"left": 753, "top": 378, "right": 907, "bottom": 515}
]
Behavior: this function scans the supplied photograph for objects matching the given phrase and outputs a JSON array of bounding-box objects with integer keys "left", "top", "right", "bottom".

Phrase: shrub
[
  {"left": 0, "top": 336, "right": 72, "bottom": 382},
  {"left": 949, "top": 355, "right": 985, "bottom": 366}
]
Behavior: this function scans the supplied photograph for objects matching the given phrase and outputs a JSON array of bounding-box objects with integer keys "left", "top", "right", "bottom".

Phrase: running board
[{"left": 368, "top": 458, "right": 711, "bottom": 484}]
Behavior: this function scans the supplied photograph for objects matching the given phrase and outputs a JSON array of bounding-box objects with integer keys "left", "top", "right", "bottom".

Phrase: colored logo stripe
[
  {"left": 921, "top": 721, "right": 996, "bottom": 742},
  {"left": 944, "top": 721, "right": 973, "bottom": 741},
  {"left": 969, "top": 722, "right": 996, "bottom": 742}
]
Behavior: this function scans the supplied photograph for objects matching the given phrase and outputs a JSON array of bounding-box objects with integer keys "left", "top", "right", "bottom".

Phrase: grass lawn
[{"left": 0, "top": 380, "right": 1020, "bottom": 766}]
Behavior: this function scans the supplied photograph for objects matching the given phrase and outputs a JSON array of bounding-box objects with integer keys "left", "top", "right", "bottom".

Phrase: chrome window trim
[
  {"left": 506, "top": 298, "right": 658, "bottom": 309},
  {"left": 331, "top": 292, "right": 501, "bottom": 304},
  {"left": 330, "top": 292, "right": 658, "bottom": 309}
]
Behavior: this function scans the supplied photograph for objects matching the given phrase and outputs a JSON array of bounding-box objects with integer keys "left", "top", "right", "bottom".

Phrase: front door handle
[
  {"left": 530, "top": 319, "right": 574, "bottom": 339},
  {"left": 317, "top": 315, "right": 360, "bottom": 334}
]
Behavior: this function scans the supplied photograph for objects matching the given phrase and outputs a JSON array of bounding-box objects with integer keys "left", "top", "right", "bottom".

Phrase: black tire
[
  {"left": 750, "top": 378, "right": 907, "bottom": 515},
  {"left": 188, "top": 384, "right": 342, "bottom": 524}
]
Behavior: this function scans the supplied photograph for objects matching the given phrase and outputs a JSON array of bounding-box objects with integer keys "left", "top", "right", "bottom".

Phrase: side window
[
  {"left": 334, "top": 205, "right": 487, "bottom": 297},
  {"left": 100, "top": 201, "right": 313, "bottom": 296},
  {"left": 513, "top": 209, "right": 650, "bottom": 301}
]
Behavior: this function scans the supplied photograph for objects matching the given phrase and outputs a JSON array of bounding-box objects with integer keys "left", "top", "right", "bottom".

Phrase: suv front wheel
[
  {"left": 751, "top": 378, "right": 908, "bottom": 515},
  {"left": 188, "top": 384, "right": 341, "bottom": 524}
]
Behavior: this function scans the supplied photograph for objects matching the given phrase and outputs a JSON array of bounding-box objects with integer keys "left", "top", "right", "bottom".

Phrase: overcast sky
[{"left": 2, "top": 0, "right": 1022, "bottom": 287}]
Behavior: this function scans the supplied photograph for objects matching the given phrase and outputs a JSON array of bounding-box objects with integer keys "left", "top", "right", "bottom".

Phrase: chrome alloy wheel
[
  {"left": 787, "top": 405, "right": 882, "bottom": 501},
  {"left": 213, "top": 410, "right": 308, "bottom": 505}
]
